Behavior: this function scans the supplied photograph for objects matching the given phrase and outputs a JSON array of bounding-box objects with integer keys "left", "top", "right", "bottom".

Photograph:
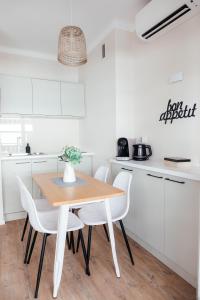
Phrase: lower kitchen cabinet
[
  {"left": 131, "top": 169, "right": 164, "bottom": 253},
  {"left": 2, "top": 160, "right": 32, "bottom": 218},
  {"left": 164, "top": 176, "right": 198, "bottom": 279},
  {"left": 111, "top": 161, "right": 199, "bottom": 285},
  {"left": 32, "top": 158, "right": 58, "bottom": 198}
]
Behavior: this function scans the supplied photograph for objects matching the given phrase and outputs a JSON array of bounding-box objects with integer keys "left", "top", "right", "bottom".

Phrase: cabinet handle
[
  {"left": 33, "top": 161, "right": 47, "bottom": 164},
  {"left": 16, "top": 162, "right": 31, "bottom": 165},
  {"left": 165, "top": 178, "right": 185, "bottom": 184},
  {"left": 147, "top": 173, "right": 163, "bottom": 179},
  {"left": 121, "top": 167, "right": 133, "bottom": 172}
]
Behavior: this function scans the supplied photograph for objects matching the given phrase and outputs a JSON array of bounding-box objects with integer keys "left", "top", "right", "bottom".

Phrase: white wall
[
  {"left": 0, "top": 52, "right": 78, "bottom": 81},
  {"left": 80, "top": 15, "right": 200, "bottom": 166},
  {"left": 122, "top": 15, "right": 200, "bottom": 163},
  {"left": 79, "top": 32, "right": 116, "bottom": 171},
  {"left": 0, "top": 52, "right": 80, "bottom": 154}
]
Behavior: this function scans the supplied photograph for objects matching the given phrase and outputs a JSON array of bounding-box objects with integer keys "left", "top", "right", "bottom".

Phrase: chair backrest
[
  {"left": 109, "top": 171, "right": 132, "bottom": 221},
  {"left": 16, "top": 176, "right": 45, "bottom": 233},
  {"left": 94, "top": 166, "right": 109, "bottom": 182}
]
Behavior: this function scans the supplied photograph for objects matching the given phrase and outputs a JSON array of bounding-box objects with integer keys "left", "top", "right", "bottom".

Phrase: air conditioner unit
[{"left": 135, "top": 0, "right": 200, "bottom": 41}]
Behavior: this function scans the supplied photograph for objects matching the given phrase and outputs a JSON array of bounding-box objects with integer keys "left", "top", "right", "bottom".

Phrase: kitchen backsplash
[{"left": 0, "top": 117, "right": 80, "bottom": 154}]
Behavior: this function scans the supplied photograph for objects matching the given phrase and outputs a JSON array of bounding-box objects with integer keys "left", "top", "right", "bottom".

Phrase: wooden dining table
[{"left": 33, "top": 171, "right": 125, "bottom": 298}]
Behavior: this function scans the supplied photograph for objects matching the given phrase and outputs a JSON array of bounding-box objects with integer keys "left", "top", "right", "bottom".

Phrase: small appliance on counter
[
  {"left": 116, "top": 137, "right": 130, "bottom": 161},
  {"left": 132, "top": 143, "right": 152, "bottom": 161}
]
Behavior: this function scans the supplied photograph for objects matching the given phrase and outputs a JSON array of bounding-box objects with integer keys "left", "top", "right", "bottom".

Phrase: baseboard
[
  {"left": 5, "top": 211, "right": 26, "bottom": 222},
  {"left": 116, "top": 223, "right": 196, "bottom": 288}
]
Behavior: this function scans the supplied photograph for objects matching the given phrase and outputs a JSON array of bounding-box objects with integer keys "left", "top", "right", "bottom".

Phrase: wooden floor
[{"left": 0, "top": 220, "right": 196, "bottom": 300}]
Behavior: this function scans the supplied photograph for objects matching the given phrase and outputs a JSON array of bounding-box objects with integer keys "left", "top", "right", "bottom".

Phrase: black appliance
[
  {"left": 132, "top": 144, "right": 152, "bottom": 161},
  {"left": 116, "top": 137, "right": 130, "bottom": 161}
]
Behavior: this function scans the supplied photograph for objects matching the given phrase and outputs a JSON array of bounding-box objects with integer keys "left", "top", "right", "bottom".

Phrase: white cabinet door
[
  {"left": 32, "top": 158, "right": 58, "bottom": 198},
  {"left": 58, "top": 156, "right": 92, "bottom": 176},
  {"left": 164, "top": 176, "right": 198, "bottom": 278},
  {"left": 61, "top": 82, "right": 85, "bottom": 117},
  {"left": 2, "top": 160, "right": 32, "bottom": 215},
  {"left": 131, "top": 169, "right": 165, "bottom": 253},
  {"left": 0, "top": 74, "right": 32, "bottom": 114},
  {"left": 32, "top": 79, "right": 61, "bottom": 115}
]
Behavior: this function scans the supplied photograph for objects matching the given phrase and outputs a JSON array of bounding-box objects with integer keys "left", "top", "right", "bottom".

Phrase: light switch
[{"left": 168, "top": 72, "right": 183, "bottom": 84}]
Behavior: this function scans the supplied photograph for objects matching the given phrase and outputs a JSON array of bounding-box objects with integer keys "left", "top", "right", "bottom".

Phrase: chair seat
[
  {"left": 34, "top": 198, "right": 55, "bottom": 212},
  {"left": 78, "top": 202, "right": 109, "bottom": 226},
  {"left": 38, "top": 210, "right": 84, "bottom": 234}
]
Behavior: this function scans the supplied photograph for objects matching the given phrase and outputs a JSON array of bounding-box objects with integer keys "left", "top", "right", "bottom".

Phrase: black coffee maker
[{"left": 116, "top": 138, "right": 130, "bottom": 161}]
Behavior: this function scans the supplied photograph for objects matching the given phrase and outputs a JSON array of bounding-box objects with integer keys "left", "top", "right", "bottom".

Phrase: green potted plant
[{"left": 59, "top": 146, "right": 82, "bottom": 182}]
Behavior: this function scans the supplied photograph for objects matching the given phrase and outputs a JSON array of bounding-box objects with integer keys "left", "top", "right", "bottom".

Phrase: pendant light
[{"left": 58, "top": 0, "right": 87, "bottom": 66}]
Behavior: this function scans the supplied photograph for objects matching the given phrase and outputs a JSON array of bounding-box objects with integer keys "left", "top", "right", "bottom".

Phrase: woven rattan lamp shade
[{"left": 58, "top": 26, "right": 87, "bottom": 66}]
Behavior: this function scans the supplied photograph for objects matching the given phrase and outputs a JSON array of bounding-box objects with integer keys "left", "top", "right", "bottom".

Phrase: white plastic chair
[
  {"left": 72, "top": 166, "right": 109, "bottom": 211},
  {"left": 72, "top": 166, "right": 110, "bottom": 251},
  {"left": 78, "top": 171, "right": 134, "bottom": 272},
  {"left": 17, "top": 176, "right": 87, "bottom": 298},
  {"left": 20, "top": 186, "right": 56, "bottom": 242}
]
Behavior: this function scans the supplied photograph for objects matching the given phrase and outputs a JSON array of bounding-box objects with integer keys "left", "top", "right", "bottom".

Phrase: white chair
[
  {"left": 78, "top": 171, "right": 134, "bottom": 273},
  {"left": 17, "top": 176, "right": 87, "bottom": 298},
  {"left": 72, "top": 166, "right": 110, "bottom": 251},
  {"left": 72, "top": 165, "right": 109, "bottom": 211},
  {"left": 20, "top": 190, "right": 55, "bottom": 242}
]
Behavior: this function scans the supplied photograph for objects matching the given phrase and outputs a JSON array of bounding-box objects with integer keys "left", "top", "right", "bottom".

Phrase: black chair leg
[
  {"left": 21, "top": 214, "right": 29, "bottom": 241},
  {"left": 76, "top": 230, "right": 81, "bottom": 253},
  {"left": 119, "top": 220, "right": 134, "bottom": 265},
  {"left": 24, "top": 225, "right": 33, "bottom": 264},
  {"left": 66, "top": 232, "right": 70, "bottom": 249},
  {"left": 79, "top": 229, "right": 90, "bottom": 276},
  {"left": 86, "top": 226, "right": 93, "bottom": 273},
  {"left": 103, "top": 224, "right": 110, "bottom": 242},
  {"left": 34, "top": 233, "right": 48, "bottom": 299},
  {"left": 27, "top": 231, "right": 38, "bottom": 264},
  {"left": 70, "top": 232, "right": 75, "bottom": 254}
]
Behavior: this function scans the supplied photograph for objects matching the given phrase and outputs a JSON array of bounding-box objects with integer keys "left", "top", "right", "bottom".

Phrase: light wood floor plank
[{"left": 0, "top": 220, "right": 196, "bottom": 300}]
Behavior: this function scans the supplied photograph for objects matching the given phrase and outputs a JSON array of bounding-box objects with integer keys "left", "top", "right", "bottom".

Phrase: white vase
[{"left": 63, "top": 162, "right": 76, "bottom": 183}]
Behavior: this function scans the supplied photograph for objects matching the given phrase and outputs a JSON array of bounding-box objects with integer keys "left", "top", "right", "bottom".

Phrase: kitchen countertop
[
  {"left": 111, "top": 158, "right": 200, "bottom": 181},
  {"left": 0, "top": 152, "right": 94, "bottom": 161}
]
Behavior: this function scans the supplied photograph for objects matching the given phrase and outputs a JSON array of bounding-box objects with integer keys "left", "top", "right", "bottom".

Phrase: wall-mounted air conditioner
[{"left": 135, "top": 0, "right": 200, "bottom": 41}]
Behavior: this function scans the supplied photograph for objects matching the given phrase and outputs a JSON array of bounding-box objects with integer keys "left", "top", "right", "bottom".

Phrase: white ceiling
[{"left": 0, "top": 0, "right": 149, "bottom": 59}]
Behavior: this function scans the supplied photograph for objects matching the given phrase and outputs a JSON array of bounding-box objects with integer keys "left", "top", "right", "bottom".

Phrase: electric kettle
[{"left": 132, "top": 144, "right": 152, "bottom": 161}]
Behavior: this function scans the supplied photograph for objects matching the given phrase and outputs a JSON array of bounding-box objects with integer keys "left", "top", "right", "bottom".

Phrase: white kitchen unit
[
  {"left": 61, "top": 82, "right": 85, "bottom": 117},
  {"left": 0, "top": 74, "right": 32, "bottom": 114},
  {"left": 0, "top": 153, "right": 93, "bottom": 222},
  {"left": 0, "top": 73, "right": 85, "bottom": 118},
  {"left": 111, "top": 159, "right": 200, "bottom": 288},
  {"left": 132, "top": 169, "right": 165, "bottom": 253},
  {"left": 164, "top": 176, "right": 198, "bottom": 279},
  {"left": 32, "top": 157, "right": 58, "bottom": 198},
  {"left": 2, "top": 159, "right": 32, "bottom": 221},
  {"left": 32, "top": 79, "right": 61, "bottom": 116}
]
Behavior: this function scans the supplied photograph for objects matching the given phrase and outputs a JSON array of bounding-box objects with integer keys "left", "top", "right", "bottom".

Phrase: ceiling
[{"left": 0, "top": 0, "right": 149, "bottom": 58}]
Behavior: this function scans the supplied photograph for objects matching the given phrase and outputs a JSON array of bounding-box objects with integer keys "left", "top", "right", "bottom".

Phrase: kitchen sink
[{"left": 8, "top": 152, "right": 46, "bottom": 157}]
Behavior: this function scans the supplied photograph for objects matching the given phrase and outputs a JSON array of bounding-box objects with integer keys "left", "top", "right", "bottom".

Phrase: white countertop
[
  {"left": 0, "top": 152, "right": 94, "bottom": 161},
  {"left": 111, "top": 158, "right": 200, "bottom": 181}
]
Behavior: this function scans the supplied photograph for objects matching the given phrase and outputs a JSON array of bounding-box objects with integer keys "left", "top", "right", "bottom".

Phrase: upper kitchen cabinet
[
  {"left": 61, "top": 82, "right": 85, "bottom": 117},
  {"left": 32, "top": 79, "right": 61, "bottom": 116},
  {"left": 0, "top": 74, "right": 32, "bottom": 114}
]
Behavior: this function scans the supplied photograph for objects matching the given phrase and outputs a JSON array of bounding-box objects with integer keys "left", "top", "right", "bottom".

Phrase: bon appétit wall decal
[{"left": 159, "top": 99, "right": 197, "bottom": 124}]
